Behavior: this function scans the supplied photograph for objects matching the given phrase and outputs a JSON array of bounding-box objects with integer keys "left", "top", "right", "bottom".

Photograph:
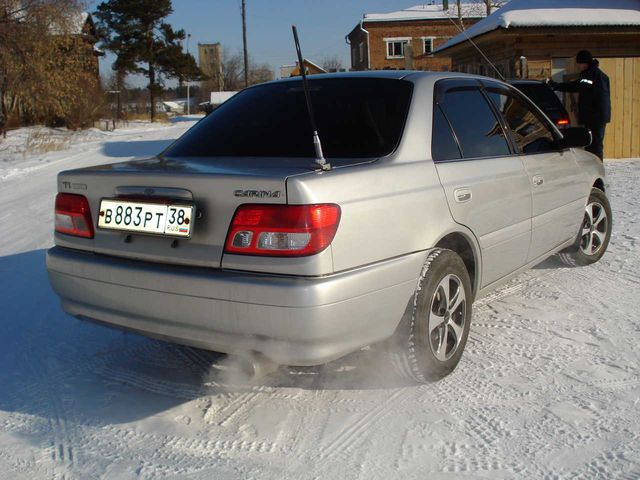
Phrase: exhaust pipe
[
  {"left": 210, "top": 351, "right": 279, "bottom": 385},
  {"left": 238, "top": 351, "right": 280, "bottom": 382}
]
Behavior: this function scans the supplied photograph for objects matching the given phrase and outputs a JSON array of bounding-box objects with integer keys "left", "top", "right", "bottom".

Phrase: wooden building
[
  {"left": 288, "top": 59, "right": 327, "bottom": 76},
  {"left": 434, "top": 0, "right": 640, "bottom": 158},
  {"left": 346, "top": 3, "right": 489, "bottom": 72},
  {"left": 58, "top": 12, "right": 103, "bottom": 81}
]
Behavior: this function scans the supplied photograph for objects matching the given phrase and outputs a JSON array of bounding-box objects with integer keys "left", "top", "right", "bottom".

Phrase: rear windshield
[
  {"left": 515, "top": 83, "right": 564, "bottom": 112},
  {"left": 164, "top": 78, "right": 413, "bottom": 159}
]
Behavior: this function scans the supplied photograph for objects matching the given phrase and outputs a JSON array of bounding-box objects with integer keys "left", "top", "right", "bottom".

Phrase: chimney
[{"left": 443, "top": 0, "right": 449, "bottom": 10}]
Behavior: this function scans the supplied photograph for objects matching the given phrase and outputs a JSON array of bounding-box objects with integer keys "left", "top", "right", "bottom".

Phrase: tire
[
  {"left": 558, "top": 188, "right": 612, "bottom": 267},
  {"left": 392, "top": 248, "right": 473, "bottom": 383}
]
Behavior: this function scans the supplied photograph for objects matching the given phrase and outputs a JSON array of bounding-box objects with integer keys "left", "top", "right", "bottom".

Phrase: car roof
[
  {"left": 262, "top": 70, "right": 499, "bottom": 87},
  {"left": 507, "top": 79, "right": 544, "bottom": 85}
]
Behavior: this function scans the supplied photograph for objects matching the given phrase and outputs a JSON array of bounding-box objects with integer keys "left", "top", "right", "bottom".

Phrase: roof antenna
[{"left": 291, "top": 25, "right": 331, "bottom": 171}]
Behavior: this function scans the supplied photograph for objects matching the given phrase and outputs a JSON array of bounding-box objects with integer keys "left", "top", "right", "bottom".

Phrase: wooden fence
[{"left": 599, "top": 57, "right": 640, "bottom": 159}]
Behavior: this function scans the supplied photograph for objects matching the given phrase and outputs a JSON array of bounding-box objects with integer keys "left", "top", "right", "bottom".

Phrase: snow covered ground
[{"left": 0, "top": 119, "right": 639, "bottom": 479}]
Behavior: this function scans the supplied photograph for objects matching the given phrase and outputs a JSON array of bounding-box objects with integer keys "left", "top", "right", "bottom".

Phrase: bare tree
[
  {"left": 449, "top": 0, "right": 508, "bottom": 31},
  {"left": 466, "top": 0, "right": 509, "bottom": 17},
  {"left": 221, "top": 50, "right": 273, "bottom": 91},
  {"left": 221, "top": 50, "right": 243, "bottom": 91},
  {"left": 249, "top": 62, "right": 274, "bottom": 85},
  {"left": 320, "top": 55, "right": 343, "bottom": 72}
]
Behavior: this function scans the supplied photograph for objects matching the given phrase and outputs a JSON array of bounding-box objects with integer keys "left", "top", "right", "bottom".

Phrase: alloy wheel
[
  {"left": 428, "top": 274, "right": 466, "bottom": 361},
  {"left": 580, "top": 201, "right": 608, "bottom": 256}
]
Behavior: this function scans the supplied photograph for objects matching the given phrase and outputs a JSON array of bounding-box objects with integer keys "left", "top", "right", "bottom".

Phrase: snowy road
[{"left": 0, "top": 120, "right": 639, "bottom": 479}]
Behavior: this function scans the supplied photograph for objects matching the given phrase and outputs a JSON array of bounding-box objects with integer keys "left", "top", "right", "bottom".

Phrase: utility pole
[
  {"left": 186, "top": 33, "right": 191, "bottom": 115},
  {"left": 242, "top": 0, "right": 249, "bottom": 88}
]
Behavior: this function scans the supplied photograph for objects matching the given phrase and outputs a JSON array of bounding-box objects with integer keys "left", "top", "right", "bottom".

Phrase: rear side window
[
  {"left": 485, "top": 87, "right": 557, "bottom": 154},
  {"left": 164, "top": 78, "right": 413, "bottom": 159},
  {"left": 432, "top": 105, "right": 461, "bottom": 161},
  {"left": 438, "top": 87, "right": 511, "bottom": 159}
]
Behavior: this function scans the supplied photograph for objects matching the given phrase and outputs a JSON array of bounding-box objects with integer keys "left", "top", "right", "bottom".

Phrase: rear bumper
[{"left": 46, "top": 247, "right": 425, "bottom": 365}]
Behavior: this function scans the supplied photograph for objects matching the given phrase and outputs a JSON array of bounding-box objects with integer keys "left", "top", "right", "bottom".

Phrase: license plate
[{"left": 97, "top": 199, "right": 194, "bottom": 238}]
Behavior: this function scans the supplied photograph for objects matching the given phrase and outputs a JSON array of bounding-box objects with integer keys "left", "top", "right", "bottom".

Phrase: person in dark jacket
[{"left": 547, "top": 50, "right": 611, "bottom": 161}]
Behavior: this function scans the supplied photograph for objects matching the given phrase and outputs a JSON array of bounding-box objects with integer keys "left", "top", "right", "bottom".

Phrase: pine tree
[{"left": 95, "top": 0, "right": 201, "bottom": 122}]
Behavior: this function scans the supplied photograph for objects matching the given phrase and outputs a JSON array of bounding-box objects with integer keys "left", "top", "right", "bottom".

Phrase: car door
[
  {"left": 482, "top": 81, "right": 587, "bottom": 262},
  {"left": 432, "top": 79, "right": 532, "bottom": 288}
]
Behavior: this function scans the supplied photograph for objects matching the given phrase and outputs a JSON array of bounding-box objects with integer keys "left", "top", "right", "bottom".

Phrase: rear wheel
[
  {"left": 558, "top": 188, "right": 612, "bottom": 266},
  {"left": 392, "top": 249, "right": 472, "bottom": 382}
]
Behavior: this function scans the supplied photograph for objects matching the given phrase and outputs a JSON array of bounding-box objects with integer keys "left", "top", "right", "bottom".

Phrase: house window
[
  {"left": 385, "top": 38, "right": 410, "bottom": 59},
  {"left": 359, "top": 42, "right": 364, "bottom": 63},
  {"left": 423, "top": 37, "right": 435, "bottom": 55}
]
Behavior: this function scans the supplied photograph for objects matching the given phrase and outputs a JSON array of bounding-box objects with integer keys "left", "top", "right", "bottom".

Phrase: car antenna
[{"left": 291, "top": 25, "right": 331, "bottom": 171}]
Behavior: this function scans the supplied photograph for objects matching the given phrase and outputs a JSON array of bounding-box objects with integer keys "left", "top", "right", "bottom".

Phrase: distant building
[
  {"left": 346, "top": 2, "right": 488, "bottom": 72},
  {"left": 198, "top": 43, "right": 224, "bottom": 93},
  {"left": 280, "top": 64, "right": 296, "bottom": 78},
  {"left": 56, "top": 12, "right": 103, "bottom": 80},
  {"left": 210, "top": 91, "right": 237, "bottom": 105},
  {"left": 434, "top": 0, "right": 640, "bottom": 158},
  {"left": 289, "top": 59, "right": 327, "bottom": 76}
]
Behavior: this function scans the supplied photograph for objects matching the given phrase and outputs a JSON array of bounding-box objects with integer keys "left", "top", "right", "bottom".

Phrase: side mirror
[{"left": 559, "top": 127, "right": 592, "bottom": 149}]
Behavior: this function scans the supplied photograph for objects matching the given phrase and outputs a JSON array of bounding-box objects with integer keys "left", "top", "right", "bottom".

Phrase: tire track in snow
[{"left": 316, "top": 389, "right": 406, "bottom": 461}]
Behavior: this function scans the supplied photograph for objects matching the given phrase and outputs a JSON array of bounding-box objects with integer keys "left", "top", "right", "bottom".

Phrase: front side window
[
  {"left": 386, "top": 39, "right": 409, "bottom": 59},
  {"left": 164, "top": 78, "right": 413, "bottom": 159},
  {"left": 485, "top": 87, "right": 557, "bottom": 154},
  {"left": 438, "top": 86, "right": 511, "bottom": 159}
]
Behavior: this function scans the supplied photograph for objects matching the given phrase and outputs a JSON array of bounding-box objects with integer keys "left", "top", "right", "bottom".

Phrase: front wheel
[
  {"left": 558, "top": 188, "right": 612, "bottom": 267},
  {"left": 392, "top": 249, "right": 473, "bottom": 382}
]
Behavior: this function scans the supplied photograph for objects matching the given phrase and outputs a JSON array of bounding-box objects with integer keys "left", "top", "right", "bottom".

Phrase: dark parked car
[{"left": 509, "top": 79, "right": 571, "bottom": 127}]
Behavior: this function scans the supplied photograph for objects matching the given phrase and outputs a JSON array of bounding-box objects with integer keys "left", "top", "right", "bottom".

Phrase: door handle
[
  {"left": 454, "top": 188, "right": 472, "bottom": 203},
  {"left": 532, "top": 175, "right": 544, "bottom": 186}
]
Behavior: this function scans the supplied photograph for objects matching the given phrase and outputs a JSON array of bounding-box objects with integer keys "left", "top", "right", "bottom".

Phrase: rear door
[
  {"left": 432, "top": 79, "right": 532, "bottom": 288},
  {"left": 482, "top": 81, "right": 587, "bottom": 261}
]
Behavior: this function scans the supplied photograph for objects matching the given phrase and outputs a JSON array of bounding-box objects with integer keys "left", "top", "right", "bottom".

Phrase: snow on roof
[
  {"left": 363, "top": 3, "right": 489, "bottom": 23},
  {"left": 437, "top": 0, "right": 640, "bottom": 51},
  {"left": 69, "top": 12, "right": 91, "bottom": 34},
  {"left": 50, "top": 11, "right": 92, "bottom": 35}
]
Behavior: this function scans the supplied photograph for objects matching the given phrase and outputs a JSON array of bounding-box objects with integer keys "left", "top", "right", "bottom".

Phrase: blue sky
[{"left": 89, "top": 0, "right": 423, "bottom": 83}]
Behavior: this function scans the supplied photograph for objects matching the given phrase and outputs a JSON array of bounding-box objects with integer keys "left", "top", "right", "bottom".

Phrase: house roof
[
  {"left": 437, "top": 0, "right": 640, "bottom": 52},
  {"left": 362, "top": 3, "right": 489, "bottom": 23},
  {"left": 50, "top": 11, "right": 94, "bottom": 36},
  {"left": 69, "top": 12, "right": 91, "bottom": 34}
]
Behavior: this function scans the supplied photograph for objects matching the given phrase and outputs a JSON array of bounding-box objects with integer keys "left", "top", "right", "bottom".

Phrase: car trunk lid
[{"left": 55, "top": 156, "right": 313, "bottom": 268}]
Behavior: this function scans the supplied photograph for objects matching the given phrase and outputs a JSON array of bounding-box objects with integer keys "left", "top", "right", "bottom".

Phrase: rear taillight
[
  {"left": 557, "top": 118, "right": 570, "bottom": 126},
  {"left": 224, "top": 204, "right": 341, "bottom": 256},
  {"left": 55, "top": 193, "right": 94, "bottom": 238}
]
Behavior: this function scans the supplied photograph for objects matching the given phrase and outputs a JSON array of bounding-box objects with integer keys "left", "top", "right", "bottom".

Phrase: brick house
[
  {"left": 346, "top": 3, "right": 488, "bottom": 71},
  {"left": 433, "top": 0, "right": 640, "bottom": 158}
]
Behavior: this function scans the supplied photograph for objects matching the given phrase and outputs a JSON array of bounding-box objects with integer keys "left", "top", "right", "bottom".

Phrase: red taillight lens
[
  {"left": 55, "top": 193, "right": 94, "bottom": 238},
  {"left": 224, "top": 204, "right": 341, "bottom": 256},
  {"left": 557, "top": 119, "right": 570, "bottom": 126}
]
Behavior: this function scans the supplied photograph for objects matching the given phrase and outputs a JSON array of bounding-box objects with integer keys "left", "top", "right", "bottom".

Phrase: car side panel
[
  {"left": 521, "top": 150, "right": 589, "bottom": 260},
  {"left": 434, "top": 157, "right": 532, "bottom": 288}
]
